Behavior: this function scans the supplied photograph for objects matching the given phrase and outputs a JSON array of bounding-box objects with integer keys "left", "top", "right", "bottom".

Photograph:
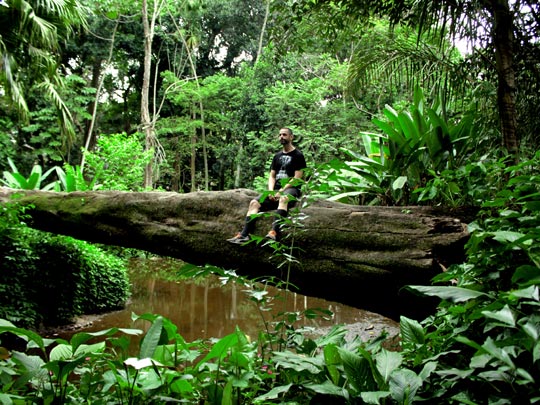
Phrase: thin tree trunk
[
  {"left": 169, "top": 13, "right": 208, "bottom": 191},
  {"left": 141, "top": 0, "right": 154, "bottom": 188},
  {"left": 255, "top": 0, "right": 270, "bottom": 64},
  {"left": 190, "top": 109, "right": 197, "bottom": 192},
  {"left": 141, "top": 0, "right": 166, "bottom": 189},
  {"left": 80, "top": 20, "right": 119, "bottom": 170},
  {"left": 234, "top": 143, "right": 243, "bottom": 188}
]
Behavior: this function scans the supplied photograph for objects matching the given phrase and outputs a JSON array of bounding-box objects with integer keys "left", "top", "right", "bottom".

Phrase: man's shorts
[{"left": 258, "top": 187, "right": 302, "bottom": 212}]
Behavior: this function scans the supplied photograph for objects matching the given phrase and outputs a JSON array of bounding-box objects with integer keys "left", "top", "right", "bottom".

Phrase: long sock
[
  {"left": 240, "top": 216, "right": 256, "bottom": 237},
  {"left": 272, "top": 209, "right": 288, "bottom": 232}
]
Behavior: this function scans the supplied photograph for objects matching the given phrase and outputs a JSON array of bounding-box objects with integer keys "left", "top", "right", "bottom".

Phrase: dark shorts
[{"left": 258, "top": 187, "right": 302, "bottom": 212}]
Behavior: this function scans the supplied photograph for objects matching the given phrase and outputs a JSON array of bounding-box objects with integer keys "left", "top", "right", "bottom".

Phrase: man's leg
[
  {"left": 239, "top": 199, "right": 262, "bottom": 236},
  {"left": 266, "top": 189, "right": 300, "bottom": 240},
  {"left": 227, "top": 198, "right": 263, "bottom": 243}
]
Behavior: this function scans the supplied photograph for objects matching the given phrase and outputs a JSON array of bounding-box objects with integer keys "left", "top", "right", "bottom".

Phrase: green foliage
[
  {"left": 30, "top": 233, "right": 130, "bottom": 324},
  {"left": 53, "top": 164, "right": 100, "bottom": 192},
  {"left": 0, "top": 0, "right": 88, "bottom": 137},
  {"left": 0, "top": 220, "right": 130, "bottom": 328},
  {"left": 0, "top": 311, "right": 397, "bottom": 404},
  {"left": 1, "top": 158, "right": 57, "bottom": 190},
  {"left": 1, "top": 152, "right": 538, "bottom": 403},
  {"left": 84, "top": 133, "right": 153, "bottom": 191},
  {"left": 0, "top": 318, "right": 142, "bottom": 404},
  {"left": 402, "top": 151, "right": 540, "bottom": 402},
  {"left": 312, "top": 86, "right": 480, "bottom": 206},
  {"left": 0, "top": 204, "right": 41, "bottom": 327}
]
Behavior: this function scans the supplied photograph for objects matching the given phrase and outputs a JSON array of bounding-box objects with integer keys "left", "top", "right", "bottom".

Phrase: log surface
[{"left": 0, "top": 188, "right": 470, "bottom": 318}]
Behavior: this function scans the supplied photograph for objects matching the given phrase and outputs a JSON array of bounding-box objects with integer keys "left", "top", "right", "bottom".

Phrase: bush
[
  {"left": 31, "top": 232, "right": 130, "bottom": 325},
  {"left": 0, "top": 207, "right": 130, "bottom": 328}
]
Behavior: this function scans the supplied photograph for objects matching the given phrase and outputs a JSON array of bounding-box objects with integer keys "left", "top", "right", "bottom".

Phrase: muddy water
[{"left": 52, "top": 258, "right": 399, "bottom": 345}]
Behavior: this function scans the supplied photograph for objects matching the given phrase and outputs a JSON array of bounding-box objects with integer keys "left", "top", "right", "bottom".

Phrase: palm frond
[
  {"left": 347, "top": 24, "right": 470, "bottom": 111},
  {"left": 1, "top": 52, "right": 29, "bottom": 120},
  {"left": 36, "top": 78, "right": 76, "bottom": 145}
]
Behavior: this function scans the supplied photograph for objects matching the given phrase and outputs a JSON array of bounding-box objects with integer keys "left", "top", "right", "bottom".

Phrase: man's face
[{"left": 279, "top": 130, "right": 293, "bottom": 145}]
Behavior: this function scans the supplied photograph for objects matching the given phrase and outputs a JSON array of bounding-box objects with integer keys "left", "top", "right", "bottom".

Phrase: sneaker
[
  {"left": 227, "top": 233, "right": 250, "bottom": 244},
  {"left": 265, "top": 230, "right": 278, "bottom": 241}
]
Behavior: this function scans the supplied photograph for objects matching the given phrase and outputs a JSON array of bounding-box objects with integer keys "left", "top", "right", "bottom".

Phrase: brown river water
[{"left": 46, "top": 258, "right": 399, "bottom": 346}]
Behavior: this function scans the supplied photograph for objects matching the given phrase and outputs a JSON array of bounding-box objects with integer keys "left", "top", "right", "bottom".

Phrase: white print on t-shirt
[{"left": 276, "top": 154, "right": 293, "bottom": 181}]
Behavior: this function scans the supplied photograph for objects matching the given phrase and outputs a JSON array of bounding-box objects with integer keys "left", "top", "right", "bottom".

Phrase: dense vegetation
[
  {"left": 0, "top": 203, "right": 130, "bottom": 328},
  {"left": 1, "top": 0, "right": 539, "bottom": 403}
]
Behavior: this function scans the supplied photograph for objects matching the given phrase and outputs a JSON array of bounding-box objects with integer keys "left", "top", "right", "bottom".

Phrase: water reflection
[{"left": 56, "top": 258, "right": 398, "bottom": 344}]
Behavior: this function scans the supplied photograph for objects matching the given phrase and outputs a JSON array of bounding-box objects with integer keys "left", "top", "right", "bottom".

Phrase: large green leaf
[
  {"left": 304, "top": 381, "right": 349, "bottom": 398},
  {"left": 49, "top": 344, "right": 73, "bottom": 361},
  {"left": 323, "top": 344, "right": 341, "bottom": 385},
  {"left": 10, "top": 351, "right": 50, "bottom": 388},
  {"left": 139, "top": 316, "right": 164, "bottom": 359},
  {"left": 399, "top": 316, "right": 425, "bottom": 345},
  {"left": 70, "top": 328, "right": 143, "bottom": 353},
  {"left": 196, "top": 331, "right": 239, "bottom": 369},
  {"left": 481, "top": 305, "right": 516, "bottom": 327},
  {"left": 392, "top": 176, "right": 408, "bottom": 190},
  {"left": 73, "top": 342, "right": 106, "bottom": 357},
  {"left": 389, "top": 368, "right": 422, "bottom": 405},
  {"left": 406, "top": 285, "right": 488, "bottom": 303},
  {"left": 375, "top": 349, "right": 403, "bottom": 384},
  {"left": 272, "top": 350, "right": 324, "bottom": 374},
  {"left": 361, "top": 391, "right": 391, "bottom": 404},
  {"left": 338, "top": 347, "right": 376, "bottom": 393},
  {"left": 397, "top": 111, "right": 420, "bottom": 142},
  {"left": 0, "top": 321, "right": 45, "bottom": 352},
  {"left": 373, "top": 118, "right": 403, "bottom": 145},
  {"left": 253, "top": 383, "right": 292, "bottom": 402},
  {"left": 26, "top": 169, "right": 42, "bottom": 190},
  {"left": 2, "top": 172, "right": 28, "bottom": 188}
]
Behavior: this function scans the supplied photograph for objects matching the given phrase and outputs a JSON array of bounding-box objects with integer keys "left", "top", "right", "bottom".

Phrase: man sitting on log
[{"left": 227, "top": 127, "right": 307, "bottom": 244}]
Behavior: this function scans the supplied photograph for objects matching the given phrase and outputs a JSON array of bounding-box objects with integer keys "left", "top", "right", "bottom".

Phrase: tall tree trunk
[
  {"left": 488, "top": 0, "right": 519, "bottom": 162},
  {"left": 80, "top": 20, "right": 119, "bottom": 170},
  {"left": 141, "top": 0, "right": 167, "bottom": 189},
  {"left": 255, "top": 0, "right": 270, "bottom": 64},
  {"left": 234, "top": 143, "right": 243, "bottom": 188},
  {"left": 141, "top": 0, "right": 154, "bottom": 188},
  {"left": 190, "top": 109, "right": 197, "bottom": 192},
  {"left": 171, "top": 16, "right": 208, "bottom": 191}
]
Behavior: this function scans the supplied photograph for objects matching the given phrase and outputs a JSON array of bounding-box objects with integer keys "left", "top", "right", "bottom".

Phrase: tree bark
[
  {"left": 488, "top": 0, "right": 519, "bottom": 161},
  {"left": 0, "top": 188, "right": 471, "bottom": 319}
]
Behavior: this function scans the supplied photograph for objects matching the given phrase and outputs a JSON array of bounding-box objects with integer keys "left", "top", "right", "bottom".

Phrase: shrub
[{"left": 0, "top": 209, "right": 130, "bottom": 328}]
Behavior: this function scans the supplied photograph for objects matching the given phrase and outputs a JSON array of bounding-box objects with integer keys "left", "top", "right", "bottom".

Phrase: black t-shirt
[{"left": 270, "top": 148, "right": 307, "bottom": 190}]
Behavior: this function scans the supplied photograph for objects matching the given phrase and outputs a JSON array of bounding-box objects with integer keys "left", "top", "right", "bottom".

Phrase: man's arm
[{"left": 268, "top": 170, "right": 277, "bottom": 191}]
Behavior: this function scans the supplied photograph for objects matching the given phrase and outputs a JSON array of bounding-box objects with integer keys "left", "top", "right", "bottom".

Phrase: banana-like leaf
[
  {"left": 139, "top": 316, "right": 164, "bottom": 359},
  {"left": 26, "top": 171, "right": 42, "bottom": 190},
  {"left": 2, "top": 171, "right": 27, "bottom": 188},
  {"left": 7, "top": 157, "right": 18, "bottom": 173},
  {"left": 397, "top": 110, "right": 420, "bottom": 143},
  {"left": 373, "top": 118, "right": 403, "bottom": 145}
]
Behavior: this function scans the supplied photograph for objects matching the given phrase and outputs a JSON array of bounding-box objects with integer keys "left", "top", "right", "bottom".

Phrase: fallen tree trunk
[{"left": 0, "top": 187, "right": 471, "bottom": 319}]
